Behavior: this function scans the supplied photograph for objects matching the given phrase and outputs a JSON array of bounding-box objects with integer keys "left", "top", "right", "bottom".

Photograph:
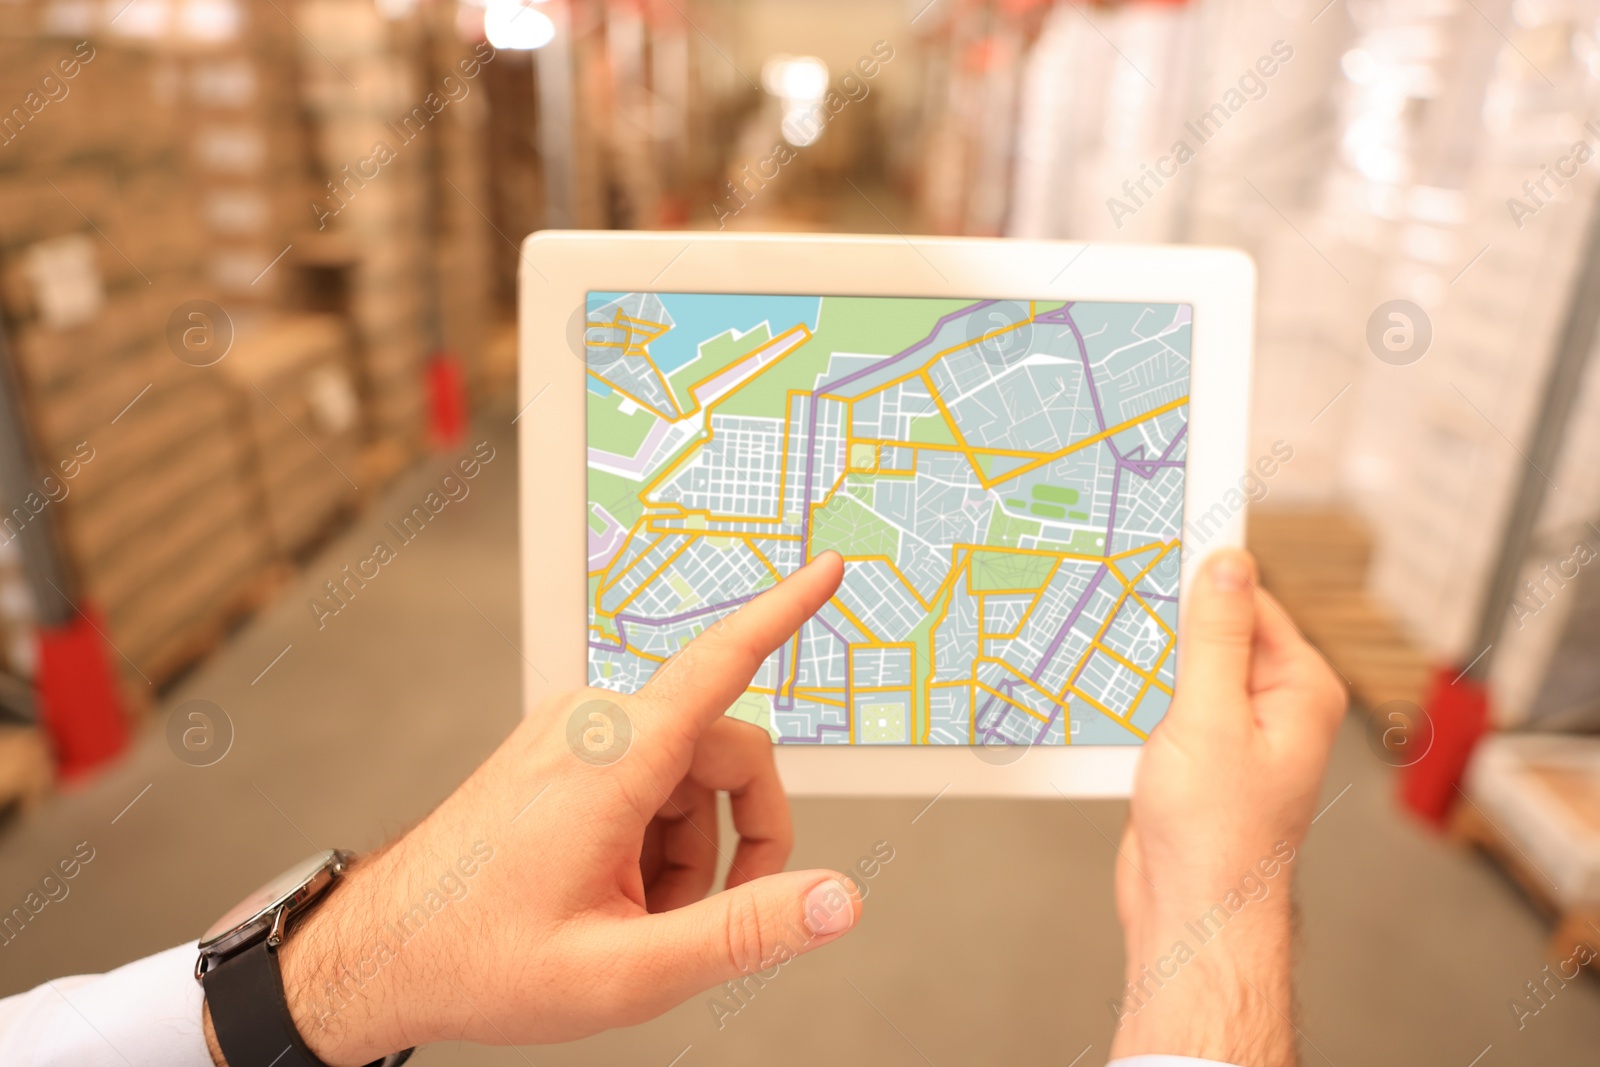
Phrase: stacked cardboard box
[
  {"left": 219, "top": 314, "right": 362, "bottom": 558},
  {"left": 421, "top": 6, "right": 493, "bottom": 402},
  {"left": 0, "top": 31, "right": 273, "bottom": 688},
  {"left": 179, "top": 12, "right": 319, "bottom": 308},
  {"left": 1, "top": 1, "right": 503, "bottom": 703},
  {"left": 479, "top": 49, "right": 542, "bottom": 316},
  {"left": 296, "top": 0, "right": 432, "bottom": 452}
]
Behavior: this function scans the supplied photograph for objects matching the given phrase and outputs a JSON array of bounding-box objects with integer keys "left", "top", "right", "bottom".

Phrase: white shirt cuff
[{"left": 0, "top": 940, "right": 212, "bottom": 1067}]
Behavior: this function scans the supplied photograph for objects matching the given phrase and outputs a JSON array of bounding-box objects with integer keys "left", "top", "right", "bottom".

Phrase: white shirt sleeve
[
  {"left": 0, "top": 940, "right": 213, "bottom": 1067},
  {"left": 1108, "top": 1057, "right": 1243, "bottom": 1066}
]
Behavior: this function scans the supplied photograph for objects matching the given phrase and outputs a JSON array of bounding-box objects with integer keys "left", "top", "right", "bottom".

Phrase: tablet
[{"left": 519, "top": 233, "right": 1254, "bottom": 797}]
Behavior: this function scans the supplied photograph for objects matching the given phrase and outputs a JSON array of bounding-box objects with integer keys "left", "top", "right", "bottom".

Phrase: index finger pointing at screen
[{"left": 637, "top": 550, "right": 844, "bottom": 735}]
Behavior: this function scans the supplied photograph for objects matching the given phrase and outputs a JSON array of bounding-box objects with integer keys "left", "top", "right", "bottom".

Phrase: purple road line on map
[
  {"left": 616, "top": 594, "right": 755, "bottom": 628},
  {"left": 773, "top": 640, "right": 791, "bottom": 712},
  {"left": 1056, "top": 307, "right": 1106, "bottom": 433},
  {"left": 784, "top": 300, "right": 997, "bottom": 737},
  {"left": 1034, "top": 303, "right": 1074, "bottom": 325},
  {"left": 777, "top": 722, "right": 851, "bottom": 744},
  {"left": 1105, "top": 460, "right": 1121, "bottom": 552},
  {"left": 974, "top": 678, "right": 1021, "bottom": 735},
  {"left": 1157, "top": 424, "right": 1187, "bottom": 462},
  {"left": 814, "top": 615, "right": 854, "bottom": 725},
  {"left": 1031, "top": 566, "right": 1109, "bottom": 682},
  {"left": 592, "top": 592, "right": 760, "bottom": 658},
  {"left": 1034, "top": 704, "right": 1061, "bottom": 744},
  {"left": 799, "top": 299, "right": 998, "bottom": 559},
  {"left": 1114, "top": 425, "right": 1187, "bottom": 480},
  {"left": 973, "top": 564, "right": 1110, "bottom": 740}
]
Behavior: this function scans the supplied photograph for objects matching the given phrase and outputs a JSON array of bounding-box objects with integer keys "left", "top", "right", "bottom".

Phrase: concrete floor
[{"left": 2, "top": 418, "right": 1597, "bottom": 1066}]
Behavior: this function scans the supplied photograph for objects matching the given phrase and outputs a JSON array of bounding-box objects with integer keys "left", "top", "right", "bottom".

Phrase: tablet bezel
[{"left": 518, "top": 232, "right": 1254, "bottom": 798}]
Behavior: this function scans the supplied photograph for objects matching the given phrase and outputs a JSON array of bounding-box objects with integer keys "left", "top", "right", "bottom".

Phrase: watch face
[{"left": 200, "top": 851, "right": 338, "bottom": 947}]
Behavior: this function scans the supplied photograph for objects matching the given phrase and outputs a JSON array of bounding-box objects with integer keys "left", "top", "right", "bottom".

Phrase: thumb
[
  {"left": 1173, "top": 549, "right": 1258, "bottom": 719},
  {"left": 631, "top": 869, "right": 861, "bottom": 998}
]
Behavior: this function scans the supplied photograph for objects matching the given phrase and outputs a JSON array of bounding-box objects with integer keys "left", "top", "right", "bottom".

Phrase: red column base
[
  {"left": 427, "top": 350, "right": 468, "bottom": 450},
  {"left": 35, "top": 605, "right": 130, "bottom": 781},
  {"left": 1399, "top": 663, "right": 1491, "bottom": 829}
]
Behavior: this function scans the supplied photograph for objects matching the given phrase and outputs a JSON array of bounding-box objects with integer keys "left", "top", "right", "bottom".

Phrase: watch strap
[
  {"left": 204, "top": 933, "right": 330, "bottom": 1067},
  {"left": 203, "top": 933, "right": 411, "bottom": 1067}
]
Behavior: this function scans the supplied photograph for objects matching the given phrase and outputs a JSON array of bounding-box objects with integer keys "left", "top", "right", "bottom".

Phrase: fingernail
[
  {"left": 803, "top": 878, "right": 855, "bottom": 937},
  {"left": 1210, "top": 553, "right": 1253, "bottom": 591}
]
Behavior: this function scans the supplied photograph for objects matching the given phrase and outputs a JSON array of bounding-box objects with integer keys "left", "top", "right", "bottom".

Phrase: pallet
[
  {"left": 1248, "top": 508, "right": 1432, "bottom": 712},
  {"left": 1452, "top": 802, "right": 1600, "bottom": 975},
  {"left": 135, "top": 560, "right": 297, "bottom": 693}
]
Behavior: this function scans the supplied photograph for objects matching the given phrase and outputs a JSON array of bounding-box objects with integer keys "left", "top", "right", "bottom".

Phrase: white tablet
[{"left": 519, "top": 233, "right": 1254, "bottom": 798}]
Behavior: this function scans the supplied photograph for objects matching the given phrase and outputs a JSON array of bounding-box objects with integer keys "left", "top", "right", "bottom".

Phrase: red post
[
  {"left": 1399, "top": 664, "right": 1491, "bottom": 828},
  {"left": 427, "top": 350, "right": 468, "bottom": 450},
  {"left": 35, "top": 603, "right": 129, "bottom": 781}
]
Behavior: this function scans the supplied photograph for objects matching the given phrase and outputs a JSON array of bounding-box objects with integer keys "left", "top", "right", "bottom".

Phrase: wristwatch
[{"left": 196, "top": 849, "right": 413, "bottom": 1067}]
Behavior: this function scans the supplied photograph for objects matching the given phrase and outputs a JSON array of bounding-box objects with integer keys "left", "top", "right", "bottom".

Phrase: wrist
[
  {"left": 274, "top": 848, "right": 423, "bottom": 1066},
  {"left": 1113, "top": 888, "right": 1297, "bottom": 1066}
]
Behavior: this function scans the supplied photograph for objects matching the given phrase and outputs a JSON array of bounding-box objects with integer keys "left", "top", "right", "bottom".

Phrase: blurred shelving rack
[{"left": 0, "top": 308, "right": 95, "bottom": 803}]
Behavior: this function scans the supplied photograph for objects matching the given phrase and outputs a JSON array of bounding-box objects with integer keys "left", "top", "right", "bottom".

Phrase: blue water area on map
[{"left": 588, "top": 291, "right": 822, "bottom": 377}]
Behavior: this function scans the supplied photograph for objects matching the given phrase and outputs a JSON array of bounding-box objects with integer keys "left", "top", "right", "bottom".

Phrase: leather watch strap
[
  {"left": 202, "top": 934, "right": 412, "bottom": 1067},
  {"left": 203, "top": 934, "right": 331, "bottom": 1067}
]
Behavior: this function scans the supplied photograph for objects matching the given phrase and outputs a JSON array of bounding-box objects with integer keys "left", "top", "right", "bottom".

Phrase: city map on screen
[{"left": 584, "top": 292, "right": 1190, "bottom": 746}]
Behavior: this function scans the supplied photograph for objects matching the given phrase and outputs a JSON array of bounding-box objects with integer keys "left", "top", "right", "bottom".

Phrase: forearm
[{"left": 1110, "top": 897, "right": 1298, "bottom": 1067}]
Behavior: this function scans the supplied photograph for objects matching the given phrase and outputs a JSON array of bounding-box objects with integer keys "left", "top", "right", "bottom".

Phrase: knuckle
[
  {"left": 718, "top": 890, "right": 768, "bottom": 975},
  {"left": 1196, "top": 616, "right": 1253, "bottom": 650}
]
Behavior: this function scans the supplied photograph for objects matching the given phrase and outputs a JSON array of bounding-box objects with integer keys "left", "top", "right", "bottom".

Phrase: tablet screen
[{"left": 584, "top": 294, "right": 1189, "bottom": 746}]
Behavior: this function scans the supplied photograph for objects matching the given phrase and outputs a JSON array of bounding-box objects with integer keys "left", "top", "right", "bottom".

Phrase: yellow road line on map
[
  {"left": 1066, "top": 684, "right": 1149, "bottom": 740},
  {"left": 975, "top": 680, "right": 1052, "bottom": 724},
  {"left": 794, "top": 688, "right": 848, "bottom": 708},
  {"left": 1061, "top": 542, "right": 1176, "bottom": 697},
  {"left": 603, "top": 536, "right": 692, "bottom": 617},
  {"left": 978, "top": 656, "right": 1067, "bottom": 711},
  {"left": 976, "top": 396, "right": 1190, "bottom": 489},
  {"left": 922, "top": 549, "right": 970, "bottom": 743},
  {"left": 599, "top": 531, "right": 666, "bottom": 596}
]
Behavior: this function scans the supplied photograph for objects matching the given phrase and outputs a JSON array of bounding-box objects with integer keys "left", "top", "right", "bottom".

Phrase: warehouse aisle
[{"left": 0, "top": 419, "right": 1596, "bottom": 1066}]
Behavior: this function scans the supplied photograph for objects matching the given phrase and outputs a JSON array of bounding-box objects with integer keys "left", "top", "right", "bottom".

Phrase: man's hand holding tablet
[
  {"left": 203, "top": 546, "right": 1344, "bottom": 1067},
  {"left": 1112, "top": 548, "right": 1346, "bottom": 1065}
]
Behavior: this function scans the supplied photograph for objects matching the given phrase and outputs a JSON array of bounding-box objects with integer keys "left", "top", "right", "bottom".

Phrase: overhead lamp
[{"left": 485, "top": 0, "right": 556, "bottom": 50}]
